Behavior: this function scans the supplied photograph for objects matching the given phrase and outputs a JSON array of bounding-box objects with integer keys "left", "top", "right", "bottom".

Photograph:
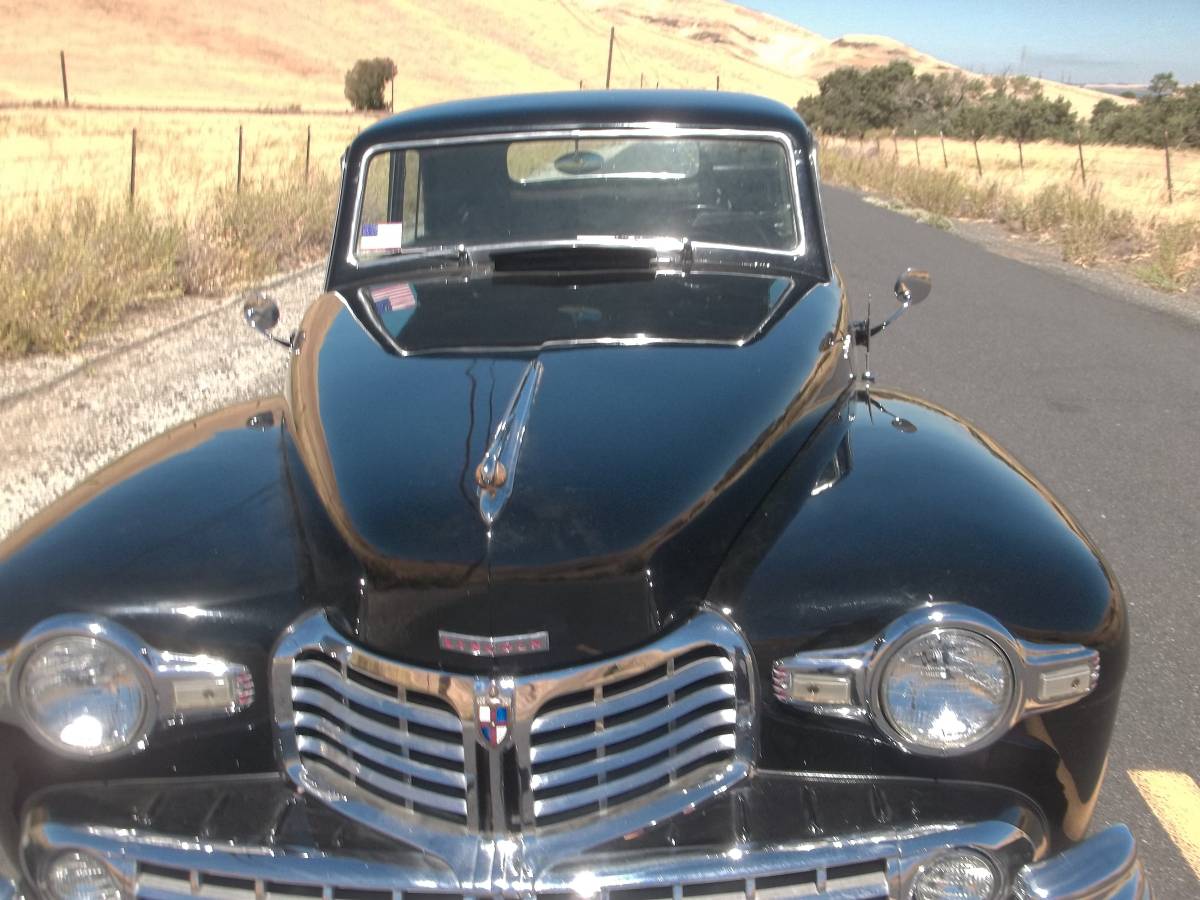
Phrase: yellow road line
[{"left": 1130, "top": 769, "right": 1200, "bottom": 880}]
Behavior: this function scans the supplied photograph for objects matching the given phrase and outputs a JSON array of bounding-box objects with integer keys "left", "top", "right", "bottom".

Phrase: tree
[
  {"left": 345, "top": 58, "right": 397, "bottom": 111},
  {"left": 1148, "top": 72, "right": 1179, "bottom": 101}
]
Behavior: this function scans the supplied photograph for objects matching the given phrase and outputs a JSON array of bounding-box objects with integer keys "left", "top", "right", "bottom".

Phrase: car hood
[{"left": 288, "top": 273, "right": 847, "bottom": 670}]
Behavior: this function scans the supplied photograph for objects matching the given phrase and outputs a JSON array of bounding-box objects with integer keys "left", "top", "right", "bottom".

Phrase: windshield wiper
[{"left": 369, "top": 244, "right": 473, "bottom": 267}]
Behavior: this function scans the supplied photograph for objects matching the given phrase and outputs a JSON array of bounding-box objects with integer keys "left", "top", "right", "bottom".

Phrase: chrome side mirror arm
[
  {"left": 242, "top": 293, "right": 302, "bottom": 353},
  {"left": 850, "top": 268, "right": 931, "bottom": 383}
]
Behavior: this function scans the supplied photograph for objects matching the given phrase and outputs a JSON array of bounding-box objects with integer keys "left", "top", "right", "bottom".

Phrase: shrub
[
  {"left": 344, "top": 58, "right": 398, "bottom": 112},
  {"left": 0, "top": 176, "right": 338, "bottom": 357}
]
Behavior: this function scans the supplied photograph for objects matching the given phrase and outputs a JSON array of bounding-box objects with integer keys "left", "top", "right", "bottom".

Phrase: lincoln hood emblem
[
  {"left": 476, "top": 678, "right": 515, "bottom": 748},
  {"left": 475, "top": 360, "right": 542, "bottom": 524}
]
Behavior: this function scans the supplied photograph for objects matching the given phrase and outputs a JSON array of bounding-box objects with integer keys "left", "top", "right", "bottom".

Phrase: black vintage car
[{"left": 0, "top": 92, "right": 1146, "bottom": 900}]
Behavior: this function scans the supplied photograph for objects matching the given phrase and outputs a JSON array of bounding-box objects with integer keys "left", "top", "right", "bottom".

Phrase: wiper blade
[
  {"left": 491, "top": 244, "right": 657, "bottom": 273},
  {"left": 369, "top": 244, "right": 473, "bottom": 266}
]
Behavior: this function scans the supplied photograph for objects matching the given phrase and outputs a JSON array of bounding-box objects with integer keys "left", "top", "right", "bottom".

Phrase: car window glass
[{"left": 354, "top": 135, "right": 800, "bottom": 259}]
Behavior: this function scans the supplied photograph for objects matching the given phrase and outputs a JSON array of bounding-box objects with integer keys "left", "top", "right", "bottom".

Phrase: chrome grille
[
  {"left": 131, "top": 856, "right": 889, "bottom": 900},
  {"left": 272, "top": 610, "right": 754, "bottom": 858},
  {"left": 289, "top": 649, "right": 469, "bottom": 824},
  {"left": 528, "top": 645, "right": 739, "bottom": 825}
]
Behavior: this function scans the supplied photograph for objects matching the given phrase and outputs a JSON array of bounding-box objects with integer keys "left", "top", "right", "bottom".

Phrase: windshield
[{"left": 354, "top": 132, "right": 802, "bottom": 261}]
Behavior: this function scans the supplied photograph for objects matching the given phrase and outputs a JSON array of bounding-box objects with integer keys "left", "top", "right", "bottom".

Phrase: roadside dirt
[{"left": 0, "top": 265, "right": 323, "bottom": 540}]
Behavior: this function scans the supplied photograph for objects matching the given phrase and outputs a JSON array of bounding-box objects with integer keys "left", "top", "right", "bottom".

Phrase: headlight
[
  {"left": 910, "top": 849, "right": 999, "bottom": 900},
  {"left": 879, "top": 627, "right": 1014, "bottom": 753},
  {"left": 18, "top": 635, "right": 149, "bottom": 757},
  {"left": 43, "top": 850, "right": 124, "bottom": 900}
]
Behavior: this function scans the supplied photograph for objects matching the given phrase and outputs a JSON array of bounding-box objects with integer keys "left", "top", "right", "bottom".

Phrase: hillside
[{"left": 0, "top": 0, "right": 1121, "bottom": 115}]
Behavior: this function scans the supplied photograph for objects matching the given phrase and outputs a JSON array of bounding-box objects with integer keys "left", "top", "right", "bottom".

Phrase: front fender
[
  {"left": 709, "top": 389, "right": 1127, "bottom": 847},
  {"left": 0, "top": 398, "right": 323, "bottom": 803}
]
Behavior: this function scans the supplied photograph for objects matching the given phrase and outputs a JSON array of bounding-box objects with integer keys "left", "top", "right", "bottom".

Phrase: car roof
[{"left": 351, "top": 90, "right": 812, "bottom": 148}]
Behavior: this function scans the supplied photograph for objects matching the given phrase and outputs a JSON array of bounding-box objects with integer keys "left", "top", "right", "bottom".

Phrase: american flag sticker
[
  {"left": 372, "top": 282, "right": 416, "bottom": 314},
  {"left": 360, "top": 221, "right": 404, "bottom": 252}
]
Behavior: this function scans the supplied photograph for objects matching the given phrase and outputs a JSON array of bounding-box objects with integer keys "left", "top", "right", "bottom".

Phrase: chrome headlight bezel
[
  {"left": 866, "top": 621, "right": 1019, "bottom": 756},
  {"left": 8, "top": 618, "right": 156, "bottom": 759},
  {"left": 773, "top": 603, "right": 1101, "bottom": 757},
  {"left": 0, "top": 614, "right": 255, "bottom": 759}
]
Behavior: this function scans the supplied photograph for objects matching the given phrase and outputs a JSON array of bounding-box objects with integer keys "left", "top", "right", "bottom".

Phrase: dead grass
[
  {"left": 820, "top": 138, "right": 1200, "bottom": 293},
  {"left": 0, "top": 0, "right": 1114, "bottom": 116},
  {"left": 0, "top": 175, "right": 337, "bottom": 356},
  {"left": 0, "top": 108, "right": 373, "bottom": 217}
]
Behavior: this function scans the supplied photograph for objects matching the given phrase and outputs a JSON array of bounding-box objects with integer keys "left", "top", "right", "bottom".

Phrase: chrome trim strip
[
  {"left": 0, "top": 615, "right": 252, "bottom": 759},
  {"left": 22, "top": 817, "right": 1062, "bottom": 899},
  {"left": 772, "top": 603, "right": 1101, "bottom": 757},
  {"left": 1014, "top": 825, "right": 1149, "bottom": 899},
  {"left": 271, "top": 609, "right": 755, "bottom": 878},
  {"left": 345, "top": 127, "right": 809, "bottom": 271}
]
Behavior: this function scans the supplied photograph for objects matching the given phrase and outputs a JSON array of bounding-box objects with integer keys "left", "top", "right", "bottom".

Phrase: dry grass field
[
  {"left": 0, "top": 109, "right": 376, "bottom": 216},
  {"left": 0, "top": 0, "right": 1150, "bottom": 355},
  {"left": 0, "top": 0, "right": 1116, "bottom": 112},
  {"left": 0, "top": 0, "right": 1121, "bottom": 219},
  {"left": 819, "top": 137, "right": 1199, "bottom": 293},
  {"left": 827, "top": 134, "right": 1200, "bottom": 224}
]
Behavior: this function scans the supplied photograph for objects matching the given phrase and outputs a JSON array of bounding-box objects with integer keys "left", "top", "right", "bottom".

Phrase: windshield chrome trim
[{"left": 345, "top": 127, "right": 808, "bottom": 271}]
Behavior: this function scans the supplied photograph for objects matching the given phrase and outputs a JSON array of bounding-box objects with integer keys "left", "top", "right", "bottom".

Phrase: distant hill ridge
[{"left": 0, "top": 0, "right": 1119, "bottom": 116}]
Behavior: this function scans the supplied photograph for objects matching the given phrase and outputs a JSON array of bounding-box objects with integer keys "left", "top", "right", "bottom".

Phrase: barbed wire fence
[
  {"left": 818, "top": 130, "right": 1199, "bottom": 208},
  {"left": 5, "top": 45, "right": 1198, "bottom": 213}
]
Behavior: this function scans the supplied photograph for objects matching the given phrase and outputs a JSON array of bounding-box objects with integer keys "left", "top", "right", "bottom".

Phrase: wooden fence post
[
  {"left": 1164, "top": 129, "right": 1174, "bottom": 204},
  {"left": 972, "top": 136, "right": 982, "bottom": 177},
  {"left": 1017, "top": 139, "right": 1024, "bottom": 172},
  {"left": 715, "top": 74, "right": 720, "bottom": 91},
  {"left": 129, "top": 128, "right": 136, "bottom": 204},
  {"left": 939, "top": 130, "right": 948, "bottom": 168},
  {"left": 237, "top": 125, "right": 243, "bottom": 193},
  {"left": 604, "top": 26, "right": 614, "bottom": 89},
  {"left": 59, "top": 51, "right": 69, "bottom": 107},
  {"left": 913, "top": 130, "right": 921, "bottom": 167},
  {"left": 304, "top": 125, "right": 311, "bottom": 184},
  {"left": 1076, "top": 132, "right": 1087, "bottom": 187},
  {"left": 891, "top": 129, "right": 898, "bottom": 164}
]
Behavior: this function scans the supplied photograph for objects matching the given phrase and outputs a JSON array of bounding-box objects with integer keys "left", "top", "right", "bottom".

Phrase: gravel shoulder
[{"left": 0, "top": 265, "right": 323, "bottom": 540}]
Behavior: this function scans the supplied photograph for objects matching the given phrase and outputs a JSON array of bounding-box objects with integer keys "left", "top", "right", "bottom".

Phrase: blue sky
[{"left": 741, "top": 1, "right": 1199, "bottom": 85}]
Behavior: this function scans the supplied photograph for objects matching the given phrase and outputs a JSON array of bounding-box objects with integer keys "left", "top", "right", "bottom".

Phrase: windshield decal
[
  {"left": 361, "top": 222, "right": 404, "bottom": 252},
  {"left": 372, "top": 282, "right": 417, "bottom": 314}
]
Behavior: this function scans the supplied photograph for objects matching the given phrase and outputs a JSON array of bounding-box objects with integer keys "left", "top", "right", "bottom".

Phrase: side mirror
[
  {"left": 242, "top": 293, "right": 291, "bottom": 349},
  {"left": 851, "top": 267, "right": 932, "bottom": 384},
  {"left": 894, "top": 268, "right": 932, "bottom": 306}
]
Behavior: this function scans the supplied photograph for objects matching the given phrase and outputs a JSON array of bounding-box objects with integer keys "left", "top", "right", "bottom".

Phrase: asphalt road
[{"left": 822, "top": 185, "right": 1200, "bottom": 896}]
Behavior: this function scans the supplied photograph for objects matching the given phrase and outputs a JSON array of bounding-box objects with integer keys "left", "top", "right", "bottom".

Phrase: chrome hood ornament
[{"left": 475, "top": 360, "right": 543, "bottom": 525}]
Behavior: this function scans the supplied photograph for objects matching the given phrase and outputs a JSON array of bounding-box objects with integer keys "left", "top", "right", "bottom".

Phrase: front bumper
[{"left": 15, "top": 772, "right": 1147, "bottom": 900}]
